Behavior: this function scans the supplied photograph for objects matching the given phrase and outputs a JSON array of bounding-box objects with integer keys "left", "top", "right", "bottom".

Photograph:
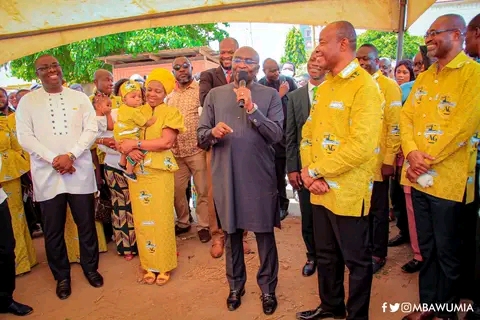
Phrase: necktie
[
  {"left": 312, "top": 86, "right": 318, "bottom": 104},
  {"left": 226, "top": 70, "right": 231, "bottom": 83}
]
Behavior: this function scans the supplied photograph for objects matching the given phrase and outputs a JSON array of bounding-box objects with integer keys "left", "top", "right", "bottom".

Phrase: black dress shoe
[
  {"left": 0, "top": 301, "right": 33, "bottom": 316},
  {"left": 175, "top": 225, "right": 191, "bottom": 235},
  {"left": 372, "top": 258, "right": 386, "bottom": 274},
  {"left": 302, "top": 260, "right": 316, "bottom": 277},
  {"left": 85, "top": 271, "right": 104, "bottom": 288},
  {"left": 261, "top": 293, "right": 277, "bottom": 315},
  {"left": 401, "top": 259, "right": 423, "bottom": 273},
  {"left": 296, "top": 306, "right": 346, "bottom": 319},
  {"left": 227, "top": 288, "right": 245, "bottom": 311},
  {"left": 388, "top": 234, "right": 408, "bottom": 247},
  {"left": 56, "top": 279, "right": 71, "bottom": 300}
]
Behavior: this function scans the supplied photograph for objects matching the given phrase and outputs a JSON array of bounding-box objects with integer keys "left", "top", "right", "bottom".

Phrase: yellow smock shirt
[
  {"left": 400, "top": 52, "right": 480, "bottom": 203},
  {"left": 300, "top": 59, "right": 383, "bottom": 217},
  {"left": 139, "top": 104, "right": 185, "bottom": 172},
  {"left": 372, "top": 70, "right": 402, "bottom": 181}
]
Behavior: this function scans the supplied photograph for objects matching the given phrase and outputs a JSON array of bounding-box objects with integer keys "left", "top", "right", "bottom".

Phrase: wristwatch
[
  {"left": 67, "top": 152, "right": 76, "bottom": 161},
  {"left": 137, "top": 141, "right": 142, "bottom": 149}
]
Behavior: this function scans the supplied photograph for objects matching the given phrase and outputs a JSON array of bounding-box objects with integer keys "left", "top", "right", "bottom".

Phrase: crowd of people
[{"left": 0, "top": 12, "right": 479, "bottom": 320}]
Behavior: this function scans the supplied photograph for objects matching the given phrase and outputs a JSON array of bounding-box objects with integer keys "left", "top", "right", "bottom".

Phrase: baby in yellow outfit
[{"left": 114, "top": 80, "right": 155, "bottom": 181}]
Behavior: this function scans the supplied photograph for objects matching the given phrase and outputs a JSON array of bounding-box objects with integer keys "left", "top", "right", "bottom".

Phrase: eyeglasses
[
  {"left": 36, "top": 63, "right": 61, "bottom": 72},
  {"left": 424, "top": 28, "right": 462, "bottom": 39},
  {"left": 173, "top": 63, "right": 190, "bottom": 71},
  {"left": 232, "top": 58, "right": 258, "bottom": 65}
]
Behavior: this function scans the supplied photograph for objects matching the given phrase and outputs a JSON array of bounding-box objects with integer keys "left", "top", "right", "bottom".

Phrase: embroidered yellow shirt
[
  {"left": 300, "top": 59, "right": 383, "bottom": 216},
  {"left": 372, "top": 70, "right": 402, "bottom": 181},
  {"left": 139, "top": 104, "right": 186, "bottom": 172},
  {"left": 400, "top": 51, "right": 480, "bottom": 203}
]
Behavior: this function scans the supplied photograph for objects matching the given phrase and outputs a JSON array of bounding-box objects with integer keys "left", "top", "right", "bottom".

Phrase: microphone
[{"left": 237, "top": 70, "right": 249, "bottom": 108}]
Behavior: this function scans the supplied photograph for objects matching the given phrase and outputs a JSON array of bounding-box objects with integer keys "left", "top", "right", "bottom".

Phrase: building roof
[{"left": 97, "top": 46, "right": 219, "bottom": 67}]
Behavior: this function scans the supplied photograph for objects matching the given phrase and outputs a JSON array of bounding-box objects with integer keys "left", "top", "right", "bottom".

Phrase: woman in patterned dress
[
  {"left": 0, "top": 88, "right": 37, "bottom": 275},
  {"left": 118, "top": 68, "right": 185, "bottom": 285},
  {"left": 97, "top": 102, "right": 138, "bottom": 260}
]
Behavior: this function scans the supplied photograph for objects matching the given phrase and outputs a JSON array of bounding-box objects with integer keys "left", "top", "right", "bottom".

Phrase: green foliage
[
  {"left": 10, "top": 24, "right": 229, "bottom": 83},
  {"left": 281, "top": 27, "right": 307, "bottom": 67},
  {"left": 357, "top": 30, "right": 424, "bottom": 60}
]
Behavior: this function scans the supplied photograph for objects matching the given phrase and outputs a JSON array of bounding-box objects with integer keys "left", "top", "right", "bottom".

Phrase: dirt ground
[{"left": 6, "top": 218, "right": 424, "bottom": 320}]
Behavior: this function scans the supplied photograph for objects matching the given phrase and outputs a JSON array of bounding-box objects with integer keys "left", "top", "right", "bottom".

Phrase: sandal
[
  {"left": 156, "top": 272, "right": 170, "bottom": 286},
  {"left": 124, "top": 254, "right": 134, "bottom": 261},
  {"left": 143, "top": 271, "right": 156, "bottom": 285}
]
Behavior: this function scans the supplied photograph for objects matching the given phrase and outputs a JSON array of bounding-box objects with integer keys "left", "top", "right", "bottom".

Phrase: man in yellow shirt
[
  {"left": 401, "top": 14, "right": 480, "bottom": 320},
  {"left": 356, "top": 44, "right": 402, "bottom": 274},
  {"left": 296, "top": 21, "right": 383, "bottom": 320}
]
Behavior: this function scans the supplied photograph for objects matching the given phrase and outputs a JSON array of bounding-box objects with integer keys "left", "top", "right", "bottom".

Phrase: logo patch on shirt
[
  {"left": 437, "top": 95, "right": 456, "bottom": 116},
  {"left": 322, "top": 133, "right": 340, "bottom": 154},
  {"left": 390, "top": 124, "right": 400, "bottom": 136},
  {"left": 424, "top": 124, "right": 443, "bottom": 144},
  {"left": 470, "top": 132, "right": 480, "bottom": 152},
  {"left": 414, "top": 87, "right": 427, "bottom": 102},
  {"left": 328, "top": 101, "right": 344, "bottom": 110},
  {"left": 139, "top": 191, "right": 152, "bottom": 205}
]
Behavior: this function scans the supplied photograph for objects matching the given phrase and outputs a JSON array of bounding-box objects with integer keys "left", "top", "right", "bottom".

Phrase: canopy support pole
[{"left": 396, "top": 0, "right": 408, "bottom": 61}]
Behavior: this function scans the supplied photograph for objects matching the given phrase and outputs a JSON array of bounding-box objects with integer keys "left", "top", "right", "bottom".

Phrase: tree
[
  {"left": 357, "top": 30, "right": 424, "bottom": 60},
  {"left": 9, "top": 24, "right": 229, "bottom": 83},
  {"left": 281, "top": 27, "right": 307, "bottom": 68}
]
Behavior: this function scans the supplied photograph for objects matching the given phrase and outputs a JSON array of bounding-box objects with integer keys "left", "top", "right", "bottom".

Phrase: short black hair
[
  {"left": 359, "top": 43, "right": 379, "bottom": 59},
  {"left": 395, "top": 59, "right": 415, "bottom": 81}
]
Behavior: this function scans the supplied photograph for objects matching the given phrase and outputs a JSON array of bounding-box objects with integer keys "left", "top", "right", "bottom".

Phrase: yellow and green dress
[
  {"left": 129, "top": 103, "right": 185, "bottom": 274},
  {"left": 0, "top": 116, "right": 37, "bottom": 275}
]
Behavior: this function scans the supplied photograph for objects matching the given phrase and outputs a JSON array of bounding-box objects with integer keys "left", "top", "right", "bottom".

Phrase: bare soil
[{"left": 7, "top": 219, "right": 421, "bottom": 320}]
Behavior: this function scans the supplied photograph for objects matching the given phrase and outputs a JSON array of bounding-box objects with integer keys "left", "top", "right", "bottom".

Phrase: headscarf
[
  {"left": 119, "top": 80, "right": 142, "bottom": 98},
  {"left": 145, "top": 68, "right": 175, "bottom": 95}
]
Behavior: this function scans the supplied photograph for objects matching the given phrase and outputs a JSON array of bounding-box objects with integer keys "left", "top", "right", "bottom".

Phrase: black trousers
[
  {"left": 369, "top": 179, "right": 390, "bottom": 259},
  {"left": 0, "top": 199, "right": 16, "bottom": 309},
  {"left": 39, "top": 193, "right": 99, "bottom": 281},
  {"left": 390, "top": 172, "right": 409, "bottom": 239},
  {"left": 469, "top": 165, "right": 480, "bottom": 303},
  {"left": 459, "top": 167, "right": 479, "bottom": 300},
  {"left": 313, "top": 205, "right": 372, "bottom": 320},
  {"left": 412, "top": 189, "right": 463, "bottom": 317},
  {"left": 298, "top": 187, "right": 315, "bottom": 261},
  {"left": 275, "top": 157, "right": 289, "bottom": 211},
  {"left": 474, "top": 209, "right": 480, "bottom": 304},
  {"left": 225, "top": 229, "right": 278, "bottom": 294}
]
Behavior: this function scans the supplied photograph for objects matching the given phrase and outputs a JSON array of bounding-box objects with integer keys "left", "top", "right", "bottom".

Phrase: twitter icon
[{"left": 390, "top": 303, "right": 400, "bottom": 312}]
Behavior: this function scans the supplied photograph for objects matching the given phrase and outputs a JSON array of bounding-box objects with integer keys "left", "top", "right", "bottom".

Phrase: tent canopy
[{"left": 0, "top": 0, "right": 436, "bottom": 64}]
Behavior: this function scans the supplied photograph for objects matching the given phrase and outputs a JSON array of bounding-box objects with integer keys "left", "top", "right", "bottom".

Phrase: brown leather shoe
[
  {"left": 210, "top": 239, "right": 224, "bottom": 258},
  {"left": 402, "top": 311, "right": 434, "bottom": 320}
]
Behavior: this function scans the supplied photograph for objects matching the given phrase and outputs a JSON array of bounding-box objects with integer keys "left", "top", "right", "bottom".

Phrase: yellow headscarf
[
  {"left": 119, "top": 80, "right": 142, "bottom": 98},
  {"left": 145, "top": 68, "right": 175, "bottom": 95}
]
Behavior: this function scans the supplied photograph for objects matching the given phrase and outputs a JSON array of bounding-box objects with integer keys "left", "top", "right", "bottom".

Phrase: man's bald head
[
  {"left": 328, "top": 20, "right": 357, "bottom": 51},
  {"left": 466, "top": 14, "right": 480, "bottom": 58},
  {"left": 94, "top": 69, "right": 113, "bottom": 81},
  {"left": 234, "top": 46, "right": 260, "bottom": 63},
  {"left": 220, "top": 37, "right": 239, "bottom": 50},
  {"left": 219, "top": 37, "right": 240, "bottom": 70},
  {"left": 426, "top": 14, "right": 466, "bottom": 61},
  {"left": 263, "top": 58, "right": 279, "bottom": 70},
  {"left": 94, "top": 69, "right": 114, "bottom": 95},
  {"left": 232, "top": 46, "right": 260, "bottom": 84},
  {"left": 34, "top": 54, "right": 57, "bottom": 69}
]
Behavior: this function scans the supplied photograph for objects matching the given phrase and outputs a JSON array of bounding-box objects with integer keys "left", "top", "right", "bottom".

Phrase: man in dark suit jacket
[
  {"left": 258, "top": 58, "right": 297, "bottom": 221},
  {"left": 285, "top": 53, "right": 326, "bottom": 277},
  {"left": 198, "top": 37, "right": 251, "bottom": 259}
]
